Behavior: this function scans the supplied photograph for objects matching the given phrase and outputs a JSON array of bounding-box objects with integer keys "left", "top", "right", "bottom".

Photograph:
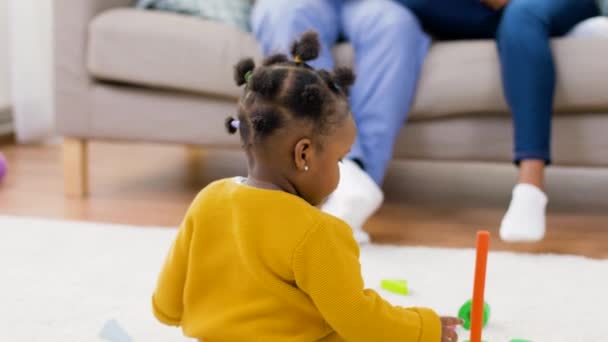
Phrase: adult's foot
[
  {"left": 322, "top": 159, "right": 383, "bottom": 244},
  {"left": 500, "top": 183, "right": 548, "bottom": 242}
]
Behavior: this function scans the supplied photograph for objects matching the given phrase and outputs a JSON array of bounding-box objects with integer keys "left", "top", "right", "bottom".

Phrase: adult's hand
[{"left": 481, "top": 0, "right": 509, "bottom": 10}]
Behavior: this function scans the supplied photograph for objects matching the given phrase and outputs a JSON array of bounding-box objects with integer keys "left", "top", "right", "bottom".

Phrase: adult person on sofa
[
  {"left": 396, "top": 0, "right": 600, "bottom": 242},
  {"left": 251, "top": 0, "right": 430, "bottom": 243}
]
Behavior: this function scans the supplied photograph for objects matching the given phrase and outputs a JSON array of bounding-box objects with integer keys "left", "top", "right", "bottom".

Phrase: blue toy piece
[{"left": 100, "top": 319, "right": 132, "bottom": 342}]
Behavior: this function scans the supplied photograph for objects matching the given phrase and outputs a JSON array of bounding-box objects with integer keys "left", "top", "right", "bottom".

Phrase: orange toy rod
[{"left": 470, "top": 231, "right": 490, "bottom": 342}]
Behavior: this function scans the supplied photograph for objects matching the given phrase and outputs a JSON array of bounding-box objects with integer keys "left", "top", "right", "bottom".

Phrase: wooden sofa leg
[
  {"left": 186, "top": 145, "right": 203, "bottom": 160},
  {"left": 185, "top": 145, "right": 205, "bottom": 179},
  {"left": 63, "top": 138, "right": 88, "bottom": 197}
]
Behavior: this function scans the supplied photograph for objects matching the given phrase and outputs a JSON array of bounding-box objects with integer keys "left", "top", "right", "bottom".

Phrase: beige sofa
[{"left": 55, "top": 0, "right": 608, "bottom": 196}]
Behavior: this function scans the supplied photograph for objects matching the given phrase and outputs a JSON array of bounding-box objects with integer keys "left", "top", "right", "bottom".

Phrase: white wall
[
  {"left": 9, "top": 0, "right": 54, "bottom": 142},
  {"left": 0, "top": 0, "right": 11, "bottom": 108}
]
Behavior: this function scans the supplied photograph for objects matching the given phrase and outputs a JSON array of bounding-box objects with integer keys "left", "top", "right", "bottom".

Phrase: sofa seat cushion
[
  {"left": 412, "top": 39, "right": 608, "bottom": 119},
  {"left": 88, "top": 8, "right": 608, "bottom": 120}
]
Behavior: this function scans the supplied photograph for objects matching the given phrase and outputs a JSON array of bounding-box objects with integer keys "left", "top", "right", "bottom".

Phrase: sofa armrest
[{"left": 54, "top": 0, "right": 132, "bottom": 136}]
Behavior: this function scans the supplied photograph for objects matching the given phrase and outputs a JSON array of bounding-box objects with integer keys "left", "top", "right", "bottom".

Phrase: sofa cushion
[
  {"left": 135, "top": 0, "right": 252, "bottom": 32},
  {"left": 88, "top": 8, "right": 260, "bottom": 100},
  {"left": 88, "top": 8, "right": 608, "bottom": 120}
]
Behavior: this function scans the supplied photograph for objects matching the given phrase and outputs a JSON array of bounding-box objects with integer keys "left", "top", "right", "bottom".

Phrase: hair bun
[
  {"left": 300, "top": 84, "right": 326, "bottom": 115},
  {"left": 249, "top": 68, "right": 285, "bottom": 98},
  {"left": 290, "top": 31, "right": 321, "bottom": 63},
  {"left": 234, "top": 58, "right": 255, "bottom": 86},
  {"left": 263, "top": 54, "right": 289, "bottom": 66},
  {"left": 333, "top": 67, "right": 356, "bottom": 95},
  {"left": 225, "top": 116, "right": 239, "bottom": 134}
]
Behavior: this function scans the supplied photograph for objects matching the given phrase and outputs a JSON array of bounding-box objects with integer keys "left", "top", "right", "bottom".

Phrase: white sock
[
  {"left": 500, "top": 183, "right": 548, "bottom": 242},
  {"left": 322, "top": 159, "right": 384, "bottom": 244}
]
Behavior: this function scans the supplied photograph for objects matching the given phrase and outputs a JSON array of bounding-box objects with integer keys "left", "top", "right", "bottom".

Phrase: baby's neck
[
  {"left": 247, "top": 166, "right": 300, "bottom": 198},
  {"left": 244, "top": 176, "right": 282, "bottom": 191}
]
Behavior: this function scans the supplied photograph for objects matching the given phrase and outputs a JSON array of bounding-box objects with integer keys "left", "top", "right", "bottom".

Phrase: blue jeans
[
  {"left": 400, "top": 0, "right": 599, "bottom": 164},
  {"left": 251, "top": 0, "right": 430, "bottom": 184}
]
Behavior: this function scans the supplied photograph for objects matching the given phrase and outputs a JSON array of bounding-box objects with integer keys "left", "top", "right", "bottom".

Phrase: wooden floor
[{"left": 1, "top": 141, "right": 607, "bottom": 258}]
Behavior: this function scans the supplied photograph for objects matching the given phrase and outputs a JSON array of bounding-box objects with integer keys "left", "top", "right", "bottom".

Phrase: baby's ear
[{"left": 293, "top": 137, "right": 313, "bottom": 173}]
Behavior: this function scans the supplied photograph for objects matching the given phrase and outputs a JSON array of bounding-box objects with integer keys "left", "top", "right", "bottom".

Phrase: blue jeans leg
[
  {"left": 397, "top": 0, "right": 500, "bottom": 39},
  {"left": 497, "top": 0, "right": 599, "bottom": 164},
  {"left": 250, "top": 0, "right": 341, "bottom": 69},
  {"left": 341, "top": 0, "right": 430, "bottom": 184}
]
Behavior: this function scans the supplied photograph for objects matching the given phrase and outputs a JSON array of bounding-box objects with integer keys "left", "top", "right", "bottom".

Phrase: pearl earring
[{"left": 304, "top": 165, "right": 309, "bottom": 172}]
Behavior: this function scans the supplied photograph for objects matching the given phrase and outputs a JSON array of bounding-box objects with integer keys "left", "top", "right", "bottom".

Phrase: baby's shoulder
[
  {"left": 297, "top": 210, "right": 357, "bottom": 246},
  {"left": 187, "top": 178, "right": 235, "bottom": 210}
]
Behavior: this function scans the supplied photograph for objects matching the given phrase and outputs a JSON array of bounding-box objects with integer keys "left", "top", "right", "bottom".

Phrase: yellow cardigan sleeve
[
  {"left": 293, "top": 219, "right": 441, "bottom": 342},
  {"left": 152, "top": 212, "right": 195, "bottom": 326}
]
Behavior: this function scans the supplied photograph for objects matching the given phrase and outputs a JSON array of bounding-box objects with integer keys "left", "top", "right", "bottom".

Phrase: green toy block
[
  {"left": 509, "top": 340, "right": 532, "bottom": 342},
  {"left": 381, "top": 279, "right": 408, "bottom": 295},
  {"left": 458, "top": 299, "right": 491, "bottom": 330}
]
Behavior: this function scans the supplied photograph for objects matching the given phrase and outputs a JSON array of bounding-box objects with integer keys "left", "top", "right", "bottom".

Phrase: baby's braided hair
[{"left": 226, "top": 31, "right": 356, "bottom": 148}]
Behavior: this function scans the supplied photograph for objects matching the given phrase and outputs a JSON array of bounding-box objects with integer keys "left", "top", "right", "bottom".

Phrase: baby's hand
[{"left": 440, "top": 317, "right": 464, "bottom": 342}]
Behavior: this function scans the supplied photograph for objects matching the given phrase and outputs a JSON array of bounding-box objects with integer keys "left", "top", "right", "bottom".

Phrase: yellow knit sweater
[{"left": 153, "top": 179, "right": 441, "bottom": 341}]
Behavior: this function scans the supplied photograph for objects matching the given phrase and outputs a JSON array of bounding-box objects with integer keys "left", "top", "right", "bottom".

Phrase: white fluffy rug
[{"left": 1, "top": 216, "right": 607, "bottom": 342}]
